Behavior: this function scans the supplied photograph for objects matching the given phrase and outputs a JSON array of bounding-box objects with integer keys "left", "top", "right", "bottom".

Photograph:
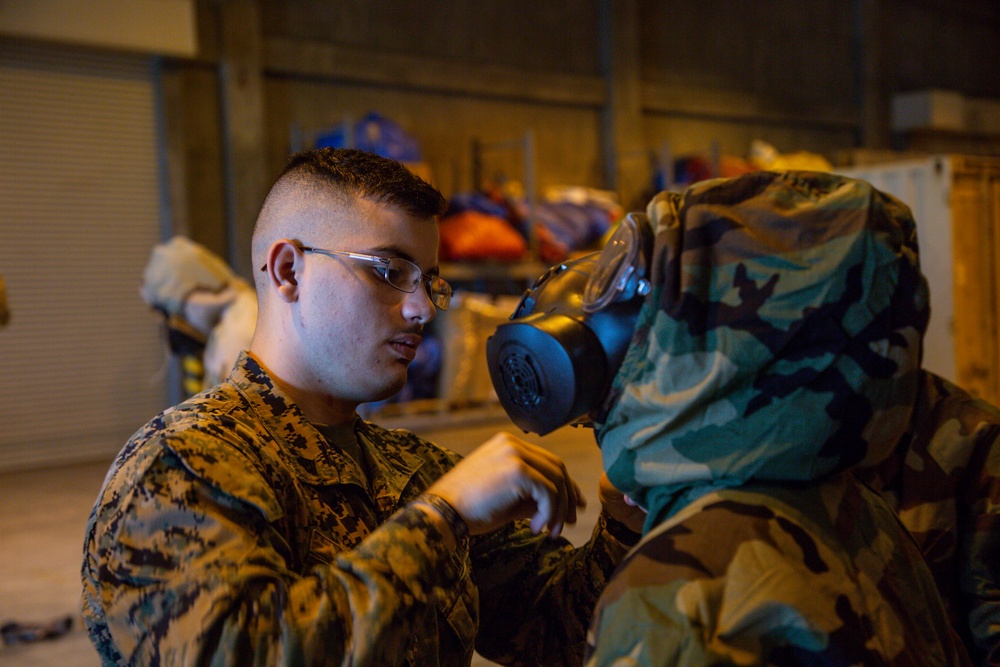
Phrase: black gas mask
[{"left": 486, "top": 212, "right": 654, "bottom": 435}]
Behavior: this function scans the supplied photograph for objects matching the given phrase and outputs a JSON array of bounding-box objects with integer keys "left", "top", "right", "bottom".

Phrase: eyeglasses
[{"left": 299, "top": 246, "right": 453, "bottom": 310}]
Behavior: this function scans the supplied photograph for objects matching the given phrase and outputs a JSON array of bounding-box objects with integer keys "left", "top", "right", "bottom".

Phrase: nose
[{"left": 401, "top": 282, "right": 436, "bottom": 325}]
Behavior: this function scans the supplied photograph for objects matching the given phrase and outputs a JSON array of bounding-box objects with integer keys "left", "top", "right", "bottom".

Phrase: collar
[{"left": 230, "top": 352, "right": 424, "bottom": 503}]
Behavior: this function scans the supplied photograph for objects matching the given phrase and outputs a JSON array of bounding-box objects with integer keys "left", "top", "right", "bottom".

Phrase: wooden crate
[{"left": 950, "top": 156, "right": 1000, "bottom": 404}]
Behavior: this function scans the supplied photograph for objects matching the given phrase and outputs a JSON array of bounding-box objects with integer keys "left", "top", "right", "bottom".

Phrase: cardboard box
[
  {"left": 965, "top": 97, "right": 1000, "bottom": 135},
  {"left": 891, "top": 89, "right": 966, "bottom": 132}
]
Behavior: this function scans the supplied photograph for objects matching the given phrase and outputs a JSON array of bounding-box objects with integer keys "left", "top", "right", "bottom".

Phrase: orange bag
[{"left": 438, "top": 210, "right": 527, "bottom": 262}]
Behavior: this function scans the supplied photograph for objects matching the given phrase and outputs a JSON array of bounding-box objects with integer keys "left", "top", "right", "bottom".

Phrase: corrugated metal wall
[{"left": 0, "top": 40, "right": 168, "bottom": 471}]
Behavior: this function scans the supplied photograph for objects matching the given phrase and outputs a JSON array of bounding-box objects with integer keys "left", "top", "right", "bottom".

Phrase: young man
[{"left": 82, "top": 148, "right": 643, "bottom": 666}]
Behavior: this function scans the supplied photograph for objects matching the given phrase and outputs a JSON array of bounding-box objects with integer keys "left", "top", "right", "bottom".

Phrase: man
[
  {"left": 582, "top": 172, "right": 972, "bottom": 665},
  {"left": 82, "top": 148, "right": 643, "bottom": 666},
  {"left": 487, "top": 170, "right": 1000, "bottom": 664}
]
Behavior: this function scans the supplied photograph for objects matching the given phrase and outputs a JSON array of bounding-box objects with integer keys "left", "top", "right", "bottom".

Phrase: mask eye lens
[
  {"left": 531, "top": 266, "right": 557, "bottom": 289},
  {"left": 512, "top": 289, "right": 535, "bottom": 319},
  {"left": 583, "top": 213, "right": 643, "bottom": 313}
]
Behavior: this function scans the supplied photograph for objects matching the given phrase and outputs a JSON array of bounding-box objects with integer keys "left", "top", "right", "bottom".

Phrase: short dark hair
[{"left": 279, "top": 148, "right": 447, "bottom": 218}]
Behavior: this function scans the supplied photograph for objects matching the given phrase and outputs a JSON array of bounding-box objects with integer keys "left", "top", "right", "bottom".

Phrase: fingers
[
  {"left": 487, "top": 432, "right": 585, "bottom": 535},
  {"left": 429, "top": 431, "right": 587, "bottom": 537},
  {"left": 519, "top": 466, "right": 566, "bottom": 536}
]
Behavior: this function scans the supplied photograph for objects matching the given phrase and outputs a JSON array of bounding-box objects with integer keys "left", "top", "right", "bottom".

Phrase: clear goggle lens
[{"left": 582, "top": 212, "right": 648, "bottom": 313}]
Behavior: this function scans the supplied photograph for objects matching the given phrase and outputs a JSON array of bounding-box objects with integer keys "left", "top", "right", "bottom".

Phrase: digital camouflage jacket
[
  {"left": 586, "top": 171, "right": 972, "bottom": 666},
  {"left": 82, "top": 352, "right": 633, "bottom": 666}
]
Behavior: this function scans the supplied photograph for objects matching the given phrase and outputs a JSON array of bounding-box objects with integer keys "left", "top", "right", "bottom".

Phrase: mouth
[{"left": 389, "top": 333, "right": 422, "bottom": 362}]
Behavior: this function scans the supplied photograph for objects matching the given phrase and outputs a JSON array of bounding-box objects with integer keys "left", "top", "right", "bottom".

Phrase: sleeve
[
  {"left": 82, "top": 449, "right": 465, "bottom": 667},
  {"left": 585, "top": 573, "right": 710, "bottom": 667},
  {"left": 581, "top": 496, "right": 956, "bottom": 667},
  {"left": 874, "top": 374, "right": 1000, "bottom": 665},
  {"left": 958, "top": 422, "right": 1000, "bottom": 666},
  {"left": 470, "top": 510, "right": 635, "bottom": 667}
]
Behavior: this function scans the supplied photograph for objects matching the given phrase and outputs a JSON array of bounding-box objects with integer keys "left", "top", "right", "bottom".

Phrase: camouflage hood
[{"left": 594, "top": 171, "right": 929, "bottom": 528}]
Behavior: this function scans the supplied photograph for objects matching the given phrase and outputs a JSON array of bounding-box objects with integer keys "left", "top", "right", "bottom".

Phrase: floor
[{"left": 0, "top": 412, "right": 605, "bottom": 666}]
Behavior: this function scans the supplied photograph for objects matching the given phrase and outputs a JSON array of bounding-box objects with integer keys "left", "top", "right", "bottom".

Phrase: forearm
[
  {"left": 962, "top": 505, "right": 1000, "bottom": 664},
  {"left": 85, "top": 474, "right": 464, "bottom": 666}
]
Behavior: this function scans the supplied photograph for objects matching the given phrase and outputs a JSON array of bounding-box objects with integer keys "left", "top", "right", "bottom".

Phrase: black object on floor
[{"left": 1, "top": 615, "right": 73, "bottom": 645}]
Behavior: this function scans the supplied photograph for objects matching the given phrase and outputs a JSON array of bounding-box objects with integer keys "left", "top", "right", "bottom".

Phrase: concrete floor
[{"left": 0, "top": 413, "right": 605, "bottom": 666}]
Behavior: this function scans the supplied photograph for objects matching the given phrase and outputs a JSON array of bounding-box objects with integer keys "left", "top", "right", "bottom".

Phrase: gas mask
[{"left": 486, "top": 212, "right": 653, "bottom": 435}]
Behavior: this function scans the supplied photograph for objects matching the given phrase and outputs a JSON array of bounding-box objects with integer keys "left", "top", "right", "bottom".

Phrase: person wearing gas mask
[
  {"left": 489, "top": 171, "right": 994, "bottom": 665},
  {"left": 82, "top": 148, "right": 644, "bottom": 667}
]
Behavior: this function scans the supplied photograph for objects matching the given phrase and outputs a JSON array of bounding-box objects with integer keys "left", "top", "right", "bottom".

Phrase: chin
[{"left": 369, "top": 378, "right": 408, "bottom": 404}]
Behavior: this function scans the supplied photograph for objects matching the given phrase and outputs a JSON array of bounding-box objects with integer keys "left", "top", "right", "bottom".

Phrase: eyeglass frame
[{"left": 287, "top": 245, "right": 453, "bottom": 310}]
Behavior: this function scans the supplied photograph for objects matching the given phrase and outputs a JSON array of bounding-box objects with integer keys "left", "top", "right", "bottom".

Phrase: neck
[
  {"left": 246, "top": 349, "right": 358, "bottom": 426},
  {"left": 284, "top": 383, "right": 358, "bottom": 425}
]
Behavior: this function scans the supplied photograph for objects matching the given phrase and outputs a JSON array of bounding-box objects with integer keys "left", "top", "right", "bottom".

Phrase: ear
[{"left": 264, "top": 239, "right": 304, "bottom": 303}]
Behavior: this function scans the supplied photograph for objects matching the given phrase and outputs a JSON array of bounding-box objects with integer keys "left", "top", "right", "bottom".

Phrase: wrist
[
  {"left": 414, "top": 493, "right": 469, "bottom": 545},
  {"left": 602, "top": 510, "right": 642, "bottom": 546}
]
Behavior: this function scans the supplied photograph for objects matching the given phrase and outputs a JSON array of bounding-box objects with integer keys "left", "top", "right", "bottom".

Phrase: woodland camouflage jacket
[
  {"left": 865, "top": 370, "right": 1000, "bottom": 665},
  {"left": 82, "top": 352, "right": 633, "bottom": 666},
  {"left": 586, "top": 172, "right": 974, "bottom": 666}
]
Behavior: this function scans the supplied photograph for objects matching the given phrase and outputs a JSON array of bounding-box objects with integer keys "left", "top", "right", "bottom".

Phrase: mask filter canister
[
  {"left": 487, "top": 213, "right": 653, "bottom": 435},
  {"left": 488, "top": 279, "right": 610, "bottom": 435}
]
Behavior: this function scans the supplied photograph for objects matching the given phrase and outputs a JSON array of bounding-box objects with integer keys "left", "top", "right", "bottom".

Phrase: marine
[{"left": 585, "top": 171, "right": 973, "bottom": 665}]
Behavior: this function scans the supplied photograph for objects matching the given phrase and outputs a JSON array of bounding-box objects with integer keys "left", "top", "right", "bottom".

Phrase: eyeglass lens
[{"left": 385, "top": 258, "right": 452, "bottom": 310}]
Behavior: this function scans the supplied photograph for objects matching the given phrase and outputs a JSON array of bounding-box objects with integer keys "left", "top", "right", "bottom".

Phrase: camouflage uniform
[
  {"left": 82, "top": 352, "right": 635, "bottom": 666},
  {"left": 865, "top": 370, "right": 1000, "bottom": 665},
  {"left": 585, "top": 171, "right": 972, "bottom": 665}
]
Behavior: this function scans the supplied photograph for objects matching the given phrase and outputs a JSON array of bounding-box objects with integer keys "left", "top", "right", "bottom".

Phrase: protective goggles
[
  {"left": 299, "top": 246, "right": 453, "bottom": 310},
  {"left": 583, "top": 212, "right": 652, "bottom": 312}
]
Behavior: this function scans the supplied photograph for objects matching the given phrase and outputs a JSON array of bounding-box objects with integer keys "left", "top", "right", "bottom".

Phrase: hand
[
  {"left": 598, "top": 473, "right": 646, "bottom": 535},
  {"left": 427, "top": 432, "right": 586, "bottom": 537}
]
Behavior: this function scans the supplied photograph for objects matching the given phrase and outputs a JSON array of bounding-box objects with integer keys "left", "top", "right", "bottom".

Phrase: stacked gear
[
  {"left": 314, "top": 111, "right": 423, "bottom": 163},
  {"left": 141, "top": 236, "right": 236, "bottom": 318}
]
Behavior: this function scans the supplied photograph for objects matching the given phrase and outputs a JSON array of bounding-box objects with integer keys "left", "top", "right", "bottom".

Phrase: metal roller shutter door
[{"left": 0, "top": 40, "right": 168, "bottom": 471}]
